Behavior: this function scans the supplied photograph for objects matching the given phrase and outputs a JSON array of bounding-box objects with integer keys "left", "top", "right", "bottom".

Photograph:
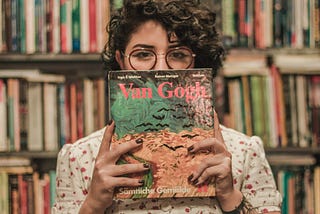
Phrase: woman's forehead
[{"left": 126, "top": 20, "right": 179, "bottom": 49}]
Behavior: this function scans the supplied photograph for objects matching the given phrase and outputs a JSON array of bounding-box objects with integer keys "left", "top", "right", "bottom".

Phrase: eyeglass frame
[{"left": 122, "top": 47, "right": 196, "bottom": 70}]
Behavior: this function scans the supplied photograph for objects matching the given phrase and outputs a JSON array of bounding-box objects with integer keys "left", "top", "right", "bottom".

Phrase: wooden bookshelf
[
  {"left": 0, "top": 53, "right": 104, "bottom": 75},
  {"left": 0, "top": 151, "right": 58, "bottom": 159}
]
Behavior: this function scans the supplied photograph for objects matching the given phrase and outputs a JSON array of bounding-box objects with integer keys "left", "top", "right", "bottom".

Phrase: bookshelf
[
  {"left": 0, "top": 0, "right": 319, "bottom": 213},
  {"left": 0, "top": 53, "right": 103, "bottom": 75}
]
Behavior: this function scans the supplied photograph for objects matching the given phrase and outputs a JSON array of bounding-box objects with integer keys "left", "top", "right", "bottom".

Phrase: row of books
[
  {"left": 0, "top": 0, "right": 110, "bottom": 54},
  {"left": 0, "top": 70, "right": 106, "bottom": 152},
  {"left": 223, "top": 69, "right": 320, "bottom": 148},
  {"left": 0, "top": 163, "right": 56, "bottom": 214},
  {"left": 275, "top": 166, "right": 320, "bottom": 214},
  {"left": 214, "top": 0, "right": 320, "bottom": 49}
]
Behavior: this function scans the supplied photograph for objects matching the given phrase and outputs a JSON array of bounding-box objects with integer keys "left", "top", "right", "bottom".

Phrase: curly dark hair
[{"left": 101, "top": 0, "right": 225, "bottom": 74}]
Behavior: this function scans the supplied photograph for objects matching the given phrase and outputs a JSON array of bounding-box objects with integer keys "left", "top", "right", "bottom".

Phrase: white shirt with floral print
[{"left": 52, "top": 125, "right": 282, "bottom": 214}]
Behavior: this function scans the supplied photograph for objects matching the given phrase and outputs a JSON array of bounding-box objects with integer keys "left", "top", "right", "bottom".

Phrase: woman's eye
[
  {"left": 132, "top": 51, "right": 154, "bottom": 59},
  {"left": 168, "top": 49, "right": 192, "bottom": 60},
  {"left": 170, "top": 51, "right": 187, "bottom": 59}
]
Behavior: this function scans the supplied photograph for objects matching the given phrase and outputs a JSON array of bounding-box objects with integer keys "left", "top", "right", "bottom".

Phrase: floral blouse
[{"left": 52, "top": 125, "right": 282, "bottom": 213}]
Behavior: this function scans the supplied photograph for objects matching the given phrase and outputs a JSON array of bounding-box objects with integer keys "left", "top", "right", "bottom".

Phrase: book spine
[
  {"left": 52, "top": 0, "right": 60, "bottom": 53},
  {"left": 27, "top": 82, "right": 44, "bottom": 151},
  {"left": 72, "top": 0, "right": 80, "bottom": 52},
  {"left": 43, "top": 83, "right": 59, "bottom": 151},
  {"left": 19, "top": 79, "right": 28, "bottom": 151},
  {"left": 9, "top": 174, "right": 20, "bottom": 214},
  {"left": 240, "top": 76, "right": 253, "bottom": 136},
  {"left": 0, "top": 79, "right": 8, "bottom": 151},
  {"left": 4, "top": 0, "right": 12, "bottom": 51},
  {"left": 310, "top": 76, "right": 320, "bottom": 147},
  {"left": 296, "top": 75, "right": 311, "bottom": 147},
  {"left": 80, "top": 0, "right": 89, "bottom": 53},
  {"left": 60, "top": 0, "right": 72, "bottom": 53},
  {"left": 24, "top": 174, "right": 35, "bottom": 214},
  {"left": 57, "top": 84, "right": 66, "bottom": 147},
  {"left": 97, "top": 76, "right": 106, "bottom": 128},
  {"left": 0, "top": 172, "right": 9, "bottom": 213},
  {"left": 222, "top": 0, "right": 236, "bottom": 48},
  {"left": 25, "top": 0, "right": 36, "bottom": 53},
  {"left": 0, "top": 0, "right": 3, "bottom": 52},
  {"left": 46, "top": 0, "right": 53, "bottom": 52},
  {"left": 76, "top": 80, "right": 84, "bottom": 139},
  {"left": 11, "top": 0, "right": 19, "bottom": 52},
  {"left": 273, "top": 0, "right": 283, "bottom": 47},
  {"left": 89, "top": 0, "right": 97, "bottom": 52},
  {"left": 96, "top": 0, "right": 110, "bottom": 52},
  {"left": 64, "top": 83, "right": 71, "bottom": 144},
  {"left": 314, "top": 0, "right": 320, "bottom": 47},
  {"left": 237, "top": 0, "right": 248, "bottom": 46},
  {"left": 7, "top": 79, "right": 20, "bottom": 152},
  {"left": 49, "top": 170, "right": 56, "bottom": 208},
  {"left": 18, "top": 174, "right": 28, "bottom": 214},
  {"left": 19, "top": 0, "right": 26, "bottom": 53},
  {"left": 69, "top": 82, "right": 77, "bottom": 143},
  {"left": 83, "top": 78, "right": 94, "bottom": 135}
]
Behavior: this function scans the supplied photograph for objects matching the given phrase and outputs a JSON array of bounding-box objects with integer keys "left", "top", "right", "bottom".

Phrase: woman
[{"left": 52, "top": 0, "right": 282, "bottom": 213}]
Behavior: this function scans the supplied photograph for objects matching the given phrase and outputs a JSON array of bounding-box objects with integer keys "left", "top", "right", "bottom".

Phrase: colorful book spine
[
  {"left": 72, "top": 0, "right": 80, "bottom": 52},
  {"left": 0, "top": 79, "right": 7, "bottom": 151},
  {"left": 89, "top": 0, "right": 97, "bottom": 52}
]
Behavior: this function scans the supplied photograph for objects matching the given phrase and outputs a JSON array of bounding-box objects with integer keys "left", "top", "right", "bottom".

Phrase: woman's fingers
[
  {"left": 188, "top": 137, "right": 229, "bottom": 155},
  {"left": 97, "top": 121, "right": 115, "bottom": 158},
  {"left": 107, "top": 163, "right": 150, "bottom": 177},
  {"left": 96, "top": 121, "right": 144, "bottom": 163},
  {"left": 214, "top": 110, "right": 224, "bottom": 144},
  {"left": 109, "top": 176, "right": 146, "bottom": 187},
  {"left": 188, "top": 156, "right": 231, "bottom": 185},
  {"left": 106, "top": 138, "right": 143, "bottom": 163}
]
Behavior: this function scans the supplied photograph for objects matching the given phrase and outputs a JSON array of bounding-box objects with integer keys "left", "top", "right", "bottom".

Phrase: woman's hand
[
  {"left": 187, "top": 111, "right": 243, "bottom": 211},
  {"left": 79, "top": 121, "right": 149, "bottom": 213}
]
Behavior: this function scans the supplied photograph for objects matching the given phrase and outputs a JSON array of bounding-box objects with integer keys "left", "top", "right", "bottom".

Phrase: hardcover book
[{"left": 108, "top": 68, "right": 216, "bottom": 198}]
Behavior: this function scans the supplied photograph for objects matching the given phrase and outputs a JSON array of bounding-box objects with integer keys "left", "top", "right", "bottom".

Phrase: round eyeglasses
[{"left": 122, "top": 47, "right": 196, "bottom": 70}]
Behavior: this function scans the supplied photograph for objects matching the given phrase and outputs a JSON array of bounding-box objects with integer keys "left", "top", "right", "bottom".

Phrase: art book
[{"left": 108, "top": 68, "right": 216, "bottom": 198}]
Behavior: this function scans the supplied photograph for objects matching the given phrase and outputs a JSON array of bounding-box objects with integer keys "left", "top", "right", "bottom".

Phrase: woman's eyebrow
[
  {"left": 131, "top": 44, "right": 154, "bottom": 49},
  {"left": 168, "top": 43, "right": 183, "bottom": 49}
]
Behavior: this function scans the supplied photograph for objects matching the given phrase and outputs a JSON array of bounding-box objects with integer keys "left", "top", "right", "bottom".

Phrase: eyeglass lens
[{"left": 128, "top": 48, "right": 194, "bottom": 70}]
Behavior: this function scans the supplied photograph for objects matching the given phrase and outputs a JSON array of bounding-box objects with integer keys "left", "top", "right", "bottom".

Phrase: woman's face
[{"left": 116, "top": 20, "right": 195, "bottom": 70}]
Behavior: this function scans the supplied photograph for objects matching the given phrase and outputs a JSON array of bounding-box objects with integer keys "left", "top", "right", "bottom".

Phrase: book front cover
[{"left": 108, "top": 68, "right": 215, "bottom": 198}]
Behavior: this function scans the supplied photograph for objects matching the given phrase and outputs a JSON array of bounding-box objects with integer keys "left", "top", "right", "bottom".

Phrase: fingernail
[
  {"left": 192, "top": 179, "right": 198, "bottom": 185},
  {"left": 138, "top": 180, "right": 145, "bottom": 185},
  {"left": 187, "top": 146, "right": 194, "bottom": 152},
  {"left": 143, "top": 163, "right": 150, "bottom": 169},
  {"left": 107, "top": 120, "right": 113, "bottom": 125},
  {"left": 136, "top": 138, "right": 143, "bottom": 144},
  {"left": 188, "top": 174, "right": 193, "bottom": 182}
]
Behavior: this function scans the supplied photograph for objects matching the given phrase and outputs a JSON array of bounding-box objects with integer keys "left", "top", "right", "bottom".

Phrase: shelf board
[
  {"left": 0, "top": 53, "right": 104, "bottom": 75},
  {"left": 265, "top": 147, "right": 320, "bottom": 155},
  {"left": 0, "top": 151, "right": 58, "bottom": 159}
]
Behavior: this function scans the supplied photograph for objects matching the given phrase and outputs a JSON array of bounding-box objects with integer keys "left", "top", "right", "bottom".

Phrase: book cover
[{"left": 108, "top": 68, "right": 216, "bottom": 198}]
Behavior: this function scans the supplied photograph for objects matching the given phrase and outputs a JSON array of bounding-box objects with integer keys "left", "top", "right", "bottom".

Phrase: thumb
[{"left": 214, "top": 110, "right": 224, "bottom": 144}]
